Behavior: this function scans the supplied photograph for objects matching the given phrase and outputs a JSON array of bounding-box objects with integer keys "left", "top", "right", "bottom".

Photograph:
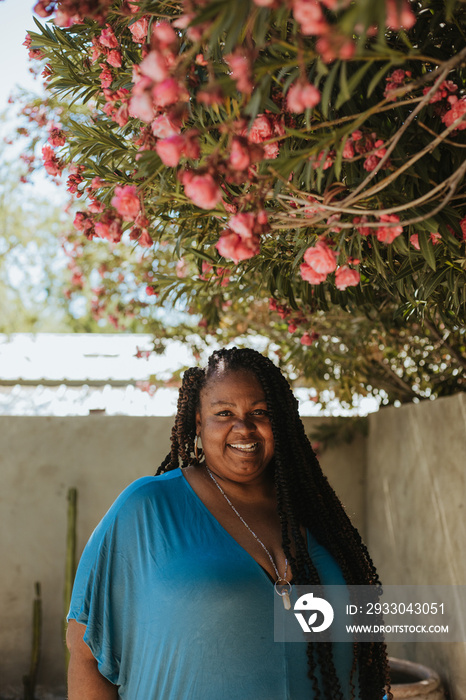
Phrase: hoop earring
[{"left": 194, "top": 435, "right": 204, "bottom": 464}]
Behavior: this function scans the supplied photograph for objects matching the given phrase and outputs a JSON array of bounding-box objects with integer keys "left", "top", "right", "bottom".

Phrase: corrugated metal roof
[{"left": 0, "top": 333, "right": 193, "bottom": 385}]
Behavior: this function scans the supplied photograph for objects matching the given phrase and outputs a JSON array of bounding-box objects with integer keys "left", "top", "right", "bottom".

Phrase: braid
[
  {"left": 156, "top": 366, "right": 205, "bottom": 475},
  {"left": 155, "top": 347, "right": 390, "bottom": 700}
]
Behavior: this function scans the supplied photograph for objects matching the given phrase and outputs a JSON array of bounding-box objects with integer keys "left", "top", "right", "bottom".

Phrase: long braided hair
[{"left": 156, "top": 347, "right": 391, "bottom": 700}]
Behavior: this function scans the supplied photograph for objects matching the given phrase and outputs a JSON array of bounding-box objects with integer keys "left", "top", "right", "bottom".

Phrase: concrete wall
[
  {"left": 367, "top": 393, "right": 466, "bottom": 700},
  {"left": 0, "top": 415, "right": 365, "bottom": 694}
]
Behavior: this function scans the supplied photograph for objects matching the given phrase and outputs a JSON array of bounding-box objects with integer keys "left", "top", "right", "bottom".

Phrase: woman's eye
[
  {"left": 252, "top": 409, "right": 269, "bottom": 416},
  {"left": 216, "top": 410, "right": 232, "bottom": 416}
]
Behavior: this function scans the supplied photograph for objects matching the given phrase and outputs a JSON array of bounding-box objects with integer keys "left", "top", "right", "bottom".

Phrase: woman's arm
[{"left": 66, "top": 619, "right": 118, "bottom": 699}]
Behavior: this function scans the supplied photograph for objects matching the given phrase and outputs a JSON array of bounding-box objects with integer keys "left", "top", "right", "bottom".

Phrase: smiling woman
[{"left": 66, "top": 347, "right": 391, "bottom": 700}]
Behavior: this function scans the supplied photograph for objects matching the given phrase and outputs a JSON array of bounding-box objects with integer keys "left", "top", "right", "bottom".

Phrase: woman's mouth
[{"left": 227, "top": 442, "right": 259, "bottom": 453}]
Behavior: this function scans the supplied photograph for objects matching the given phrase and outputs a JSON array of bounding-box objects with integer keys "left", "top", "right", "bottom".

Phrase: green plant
[
  {"left": 22, "top": 582, "right": 42, "bottom": 700},
  {"left": 63, "top": 487, "right": 78, "bottom": 672}
]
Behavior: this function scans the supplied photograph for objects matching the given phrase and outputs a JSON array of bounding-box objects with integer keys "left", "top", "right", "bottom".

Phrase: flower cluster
[
  {"left": 299, "top": 240, "right": 360, "bottom": 289},
  {"left": 342, "top": 130, "right": 389, "bottom": 172},
  {"left": 21, "top": 0, "right": 466, "bottom": 334},
  {"left": 216, "top": 211, "right": 269, "bottom": 264},
  {"left": 33, "top": 0, "right": 115, "bottom": 27},
  {"left": 353, "top": 213, "right": 404, "bottom": 244}
]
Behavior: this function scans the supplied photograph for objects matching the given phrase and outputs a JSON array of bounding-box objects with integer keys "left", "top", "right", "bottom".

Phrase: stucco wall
[
  {"left": 367, "top": 393, "right": 466, "bottom": 700},
  {"left": 0, "top": 415, "right": 365, "bottom": 693}
]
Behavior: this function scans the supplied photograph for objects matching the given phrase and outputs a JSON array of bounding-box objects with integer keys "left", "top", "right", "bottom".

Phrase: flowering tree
[{"left": 16, "top": 0, "right": 466, "bottom": 403}]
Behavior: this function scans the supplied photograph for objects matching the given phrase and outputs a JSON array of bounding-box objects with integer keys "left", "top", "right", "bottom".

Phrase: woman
[{"left": 67, "top": 347, "right": 391, "bottom": 699}]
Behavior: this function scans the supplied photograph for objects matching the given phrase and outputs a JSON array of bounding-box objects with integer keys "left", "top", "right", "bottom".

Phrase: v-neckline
[{"left": 179, "top": 467, "right": 306, "bottom": 585}]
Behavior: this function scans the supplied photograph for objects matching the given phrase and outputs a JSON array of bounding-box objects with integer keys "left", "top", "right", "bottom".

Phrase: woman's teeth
[{"left": 228, "top": 443, "right": 258, "bottom": 452}]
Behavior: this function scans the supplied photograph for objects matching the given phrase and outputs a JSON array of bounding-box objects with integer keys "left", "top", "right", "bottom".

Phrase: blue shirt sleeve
[{"left": 67, "top": 477, "right": 156, "bottom": 685}]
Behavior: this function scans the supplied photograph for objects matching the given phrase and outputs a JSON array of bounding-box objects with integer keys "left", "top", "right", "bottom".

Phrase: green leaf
[
  {"left": 367, "top": 62, "right": 392, "bottom": 98},
  {"left": 421, "top": 268, "right": 448, "bottom": 299},
  {"left": 335, "top": 61, "right": 372, "bottom": 110},
  {"left": 320, "top": 62, "right": 340, "bottom": 119},
  {"left": 418, "top": 232, "right": 436, "bottom": 271}
]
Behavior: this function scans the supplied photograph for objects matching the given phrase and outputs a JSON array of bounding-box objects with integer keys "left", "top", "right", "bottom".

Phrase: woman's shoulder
[
  {"left": 116, "top": 468, "right": 183, "bottom": 501},
  {"left": 95, "top": 468, "right": 185, "bottom": 531}
]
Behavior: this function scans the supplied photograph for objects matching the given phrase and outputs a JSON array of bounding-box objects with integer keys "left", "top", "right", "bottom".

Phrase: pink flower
[
  {"left": 342, "top": 139, "right": 354, "bottom": 159},
  {"left": 303, "top": 240, "right": 337, "bottom": 274},
  {"left": 311, "top": 149, "right": 334, "bottom": 170},
  {"left": 176, "top": 259, "right": 188, "bottom": 278},
  {"left": 33, "top": 1, "right": 53, "bottom": 18},
  {"left": 246, "top": 114, "right": 280, "bottom": 159},
  {"left": 106, "top": 50, "right": 122, "bottom": 68},
  {"left": 215, "top": 230, "right": 260, "bottom": 263},
  {"left": 146, "top": 286, "right": 157, "bottom": 296},
  {"left": 384, "top": 69, "right": 412, "bottom": 99},
  {"left": 286, "top": 81, "right": 321, "bottom": 112},
  {"left": 460, "top": 217, "right": 466, "bottom": 241},
  {"left": 155, "top": 134, "right": 185, "bottom": 167},
  {"left": 410, "top": 234, "right": 420, "bottom": 250},
  {"left": 152, "top": 78, "right": 187, "bottom": 107},
  {"left": 288, "top": 323, "right": 297, "bottom": 333},
  {"left": 335, "top": 266, "right": 360, "bottom": 290},
  {"left": 90, "top": 177, "right": 104, "bottom": 190},
  {"left": 182, "top": 172, "right": 222, "bottom": 210},
  {"left": 137, "top": 229, "right": 153, "bottom": 247},
  {"left": 95, "top": 219, "right": 122, "bottom": 243},
  {"left": 363, "top": 154, "right": 379, "bottom": 172},
  {"left": 299, "top": 263, "right": 328, "bottom": 285},
  {"left": 225, "top": 50, "right": 254, "bottom": 94},
  {"left": 113, "top": 103, "right": 129, "bottom": 127},
  {"left": 129, "top": 92, "right": 154, "bottom": 122},
  {"left": 197, "top": 84, "right": 224, "bottom": 105},
  {"left": 292, "top": 0, "right": 327, "bottom": 35},
  {"left": 430, "top": 232, "right": 441, "bottom": 244},
  {"left": 386, "top": 0, "right": 416, "bottom": 29},
  {"left": 230, "top": 138, "right": 251, "bottom": 170},
  {"left": 129, "top": 17, "right": 149, "bottom": 43},
  {"left": 300, "top": 332, "right": 317, "bottom": 346},
  {"left": 99, "top": 26, "right": 119, "bottom": 49},
  {"left": 424, "top": 80, "right": 458, "bottom": 104},
  {"left": 229, "top": 212, "right": 256, "bottom": 237},
  {"left": 111, "top": 185, "right": 140, "bottom": 221},
  {"left": 248, "top": 114, "right": 273, "bottom": 143},
  {"left": 353, "top": 216, "right": 375, "bottom": 236},
  {"left": 441, "top": 97, "right": 466, "bottom": 131},
  {"left": 41, "top": 144, "right": 64, "bottom": 177},
  {"left": 99, "top": 64, "right": 113, "bottom": 88},
  {"left": 140, "top": 50, "right": 170, "bottom": 82},
  {"left": 316, "top": 34, "right": 355, "bottom": 63},
  {"left": 48, "top": 128, "right": 66, "bottom": 147},
  {"left": 151, "top": 113, "right": 181, "bottom": 138},
  {"left": 151, "top": 21, "right": 178, "bottom": 49},
  {"left": 376, "top": 214, "right": 403, "bottom": 244}
]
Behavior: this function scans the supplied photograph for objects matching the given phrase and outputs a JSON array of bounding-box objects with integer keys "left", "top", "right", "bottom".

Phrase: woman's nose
[{"left": 232, "top": 416, "right": 256, "bottom": 432}]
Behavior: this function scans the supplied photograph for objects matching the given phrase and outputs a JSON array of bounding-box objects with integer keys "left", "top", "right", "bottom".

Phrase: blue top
[{"left": 68, "top": 468, "right": 357, "bottom": 699}]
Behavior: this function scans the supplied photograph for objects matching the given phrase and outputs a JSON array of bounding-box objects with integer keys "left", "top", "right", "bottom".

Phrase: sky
[{"left": 0, "top": 0, "right": 39, "bottom": 107}]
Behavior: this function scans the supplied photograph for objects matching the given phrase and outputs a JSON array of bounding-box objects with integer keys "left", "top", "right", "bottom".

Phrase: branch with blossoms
[{"left": 20, "top": 0, "right": 466, "bottom": 340}]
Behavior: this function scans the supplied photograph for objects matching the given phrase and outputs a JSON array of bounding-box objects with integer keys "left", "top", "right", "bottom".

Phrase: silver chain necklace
[{"left": 205, "top": 465, "right": 292, "bottom": 609}]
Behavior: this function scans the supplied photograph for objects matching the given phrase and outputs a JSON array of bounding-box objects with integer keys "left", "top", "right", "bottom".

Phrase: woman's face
[{"left": 196, "top": 369, "right": 275, "bottom": 484}]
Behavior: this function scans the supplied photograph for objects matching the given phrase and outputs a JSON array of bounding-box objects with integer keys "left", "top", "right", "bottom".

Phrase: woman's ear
[{"left": 195, "top": 409, "right": 201, "bottom": 433}]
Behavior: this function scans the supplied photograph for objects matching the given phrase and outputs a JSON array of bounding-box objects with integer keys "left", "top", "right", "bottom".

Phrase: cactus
[
  {"left": 63, "top": 487, "right": 77, "bottom": 672},
  {"left": 23, "top": 581, "right": 42, "bottom": 700}
]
